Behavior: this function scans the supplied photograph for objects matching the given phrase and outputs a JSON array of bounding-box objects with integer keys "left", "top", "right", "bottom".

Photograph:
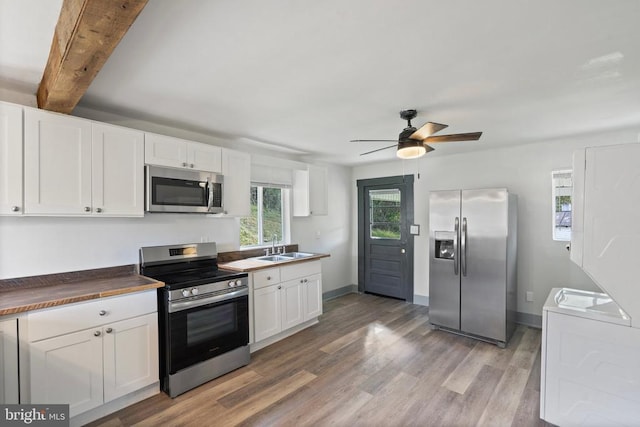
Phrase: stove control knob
[
  {"left": 235, "top": 279, "right": 243, "bottom": 287},
  {"left": 228, "top": 281, "right": 235, "bottom": 288},
  {"left": 182, "top": 289, "right": 191, "bottom": 297},
  {"left": 191, "top": 288, "right": 199, "bottom": 295}
]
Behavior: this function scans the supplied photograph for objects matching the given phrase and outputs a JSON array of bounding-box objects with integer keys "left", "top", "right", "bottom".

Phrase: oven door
[{"left": 167, "top": 292, "right": 249, "bottom": 374}]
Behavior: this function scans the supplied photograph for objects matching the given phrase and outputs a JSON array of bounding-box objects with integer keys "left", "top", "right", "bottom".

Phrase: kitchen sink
[
  {"left": 256, "top": 252, "right": 314, "bottom": 262},
  {"left": 280, "top": 252, "right": 314, "bottom": 259},
  {"left": 256, "top": 255, "right": 290, "bottom": 262}
]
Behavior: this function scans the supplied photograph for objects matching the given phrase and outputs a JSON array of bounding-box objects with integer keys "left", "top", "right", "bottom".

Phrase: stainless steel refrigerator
[{"left": 428, "top": 188, "right": 517, "bottom": 346}]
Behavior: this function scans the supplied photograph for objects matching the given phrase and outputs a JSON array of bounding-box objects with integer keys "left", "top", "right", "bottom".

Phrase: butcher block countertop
[
  {"left": 0, "top": 265, "right": 164, "bottom": 316},
  {"left": 220, "top": 253, "right": 330, "bottom": 272}
]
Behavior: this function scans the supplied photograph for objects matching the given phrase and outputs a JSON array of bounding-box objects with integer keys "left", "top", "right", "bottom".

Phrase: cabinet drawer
[
  {"left": 253, "top": 268, "right": 281, "bottom": 290},
  {"left": 27, "top": 290, "right": 157, "bottom": 342},
  {"left": 280, "top": 260, "right": 321, "bottom": 282}
]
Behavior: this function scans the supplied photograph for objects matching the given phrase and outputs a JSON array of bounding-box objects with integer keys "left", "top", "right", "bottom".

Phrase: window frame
[
  {"left": 240, "top": 183, "right": 291, "bottom": 249},
  {"left": 552, "top": 169, "right": 572, "bottom": 242}
]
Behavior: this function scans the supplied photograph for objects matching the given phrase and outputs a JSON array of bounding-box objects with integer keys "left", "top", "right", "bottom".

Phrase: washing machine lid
[{"left": 543, "top": 287, "right": 631, "bottom": 326}]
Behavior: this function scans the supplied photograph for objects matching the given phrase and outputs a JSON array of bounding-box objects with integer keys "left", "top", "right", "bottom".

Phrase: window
[
  {"left": 240, "top": 185, "right": 290, "bottom": 247},
  {"left": 369, "top": 189, "right": 402, "bottom": 240},
  {"left": 552, "top": 170, "right": 572, "bottom": 241}
]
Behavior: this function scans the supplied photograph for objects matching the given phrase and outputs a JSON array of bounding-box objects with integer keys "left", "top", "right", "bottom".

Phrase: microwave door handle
[{"left": 207, "top": 178, "right": 214, "bottom": 212}]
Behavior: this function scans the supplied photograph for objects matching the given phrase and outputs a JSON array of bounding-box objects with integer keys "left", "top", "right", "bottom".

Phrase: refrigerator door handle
[
  {"left": 461, "top": 217, "right": 468, "bottom": 277},
  {"left": 454, "top": 217, "right": 460, "bottom": 275}
]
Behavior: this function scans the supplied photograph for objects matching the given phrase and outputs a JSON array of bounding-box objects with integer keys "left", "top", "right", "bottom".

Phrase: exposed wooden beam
[{"left": 37, "top": 0, "right": 148, "bottom": 113}]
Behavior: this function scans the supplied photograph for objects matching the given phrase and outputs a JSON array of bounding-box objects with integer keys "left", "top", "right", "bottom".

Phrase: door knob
[{"left": 401, "top": 249, "right": 406, "bottom": 254}]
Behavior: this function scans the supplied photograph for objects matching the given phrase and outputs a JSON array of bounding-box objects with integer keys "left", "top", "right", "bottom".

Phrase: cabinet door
[
  {"left": 254, "top": 285, "right": 281, "bottom": 342},
  {"left": 221, "top": 148, "right": 250, "bottom": 216},
  {"left": 144, "top": 133, "right": 188, "bottom": 168},
  {"left": 308, "top": 165, "right": 328, "bottom": 215},
  {"left": 0, "top": 103, "right": 23, "bottom": 215},
  {"left": 188, "top": 142, "right": 222, "bottom": 172},
  {"left": 92, "top": 124, "right": 144, "bottom": 216},
  {"left": 292, "top": 169, "right": 310, "bottom": 217},
  {"left": 0, "top": 318, "right": 19, "bottom": 404},
  {"left": 24, "top": 109, "right": 92, "bottom": 214},
  {"left": 103, "top": 313, "right": 158, "bottom": 403},
  {"left": 303, "top": 273, "right": 323, "bottom": 320},
  {"left": 281, "top": 279, "right": 304, "bottom": 330},
  {"left": 30, "top": 329, "right": 103, "bottom": 417}
]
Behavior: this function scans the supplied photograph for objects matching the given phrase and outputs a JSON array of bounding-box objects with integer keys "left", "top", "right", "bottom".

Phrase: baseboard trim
[
  {"left": 413, "top": 295, "right": 429, "bottom": 306},
  {"left": 323, "top": 285, "right": 358, "bottom": 301},
  {"left": 516, "top": 312, "right": 542, "bottom": 329}
]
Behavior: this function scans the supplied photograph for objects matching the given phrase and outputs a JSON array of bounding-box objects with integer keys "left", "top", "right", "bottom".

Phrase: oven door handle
[{"left": 168, "top": 288, "right": 248, "bottom": 313}]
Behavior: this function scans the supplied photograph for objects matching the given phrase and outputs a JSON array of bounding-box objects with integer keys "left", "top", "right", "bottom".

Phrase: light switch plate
[{"left": 410, "top": 225, "right": 420, "bottom": 235}]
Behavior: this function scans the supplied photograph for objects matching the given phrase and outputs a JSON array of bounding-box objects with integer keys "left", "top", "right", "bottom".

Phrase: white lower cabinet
[
  {"left": 0, "top": 317, "right": 19, "bottom": 404},
  {"left": 24, "top": 291, "right": 158, "bottom": 419},
  {"left": 253, "top": 261, "right": 322, "bottom": 344}
]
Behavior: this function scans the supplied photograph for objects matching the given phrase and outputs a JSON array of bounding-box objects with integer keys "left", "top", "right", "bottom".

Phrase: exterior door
[{"left": 357, "top": 176, "right": 414, "bottom": 301}]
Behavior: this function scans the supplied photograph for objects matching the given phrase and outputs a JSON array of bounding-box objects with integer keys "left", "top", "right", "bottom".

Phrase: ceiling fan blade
[
  {"left": 360, "top": 144, "right": 397, "bottom": 156},
  {"left": 350, "top": 139, "right": 397, "bottom": 143},
  {"left": 424, "top": 132, "right": 482, "bottom": 143},
  {"left": 410, "top": 122, "right": 448, "bottom": 140}
]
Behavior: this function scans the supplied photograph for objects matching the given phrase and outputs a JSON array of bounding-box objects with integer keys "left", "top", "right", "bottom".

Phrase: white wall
[
  {"left": 291, "top": 164, "right": 352, "bottom": 293},
  {"left": 351, "top": 127, "right": 640, "bottom": 317},
  {"left": 0, "top": 214, "right": 238, "bottom": 279}
]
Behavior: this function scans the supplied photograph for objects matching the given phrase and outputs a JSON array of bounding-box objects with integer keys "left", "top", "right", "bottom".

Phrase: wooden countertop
[
  {"left": 0, "top": 265, "right": 164, "bottom": 316},
  {"left": 219, "top": 253, "right": 330, "bottom": 272}
]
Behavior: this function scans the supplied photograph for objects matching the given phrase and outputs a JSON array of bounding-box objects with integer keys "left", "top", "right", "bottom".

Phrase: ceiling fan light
[{"left": 396, "top": 140, "right": 426, "bottom": 159}]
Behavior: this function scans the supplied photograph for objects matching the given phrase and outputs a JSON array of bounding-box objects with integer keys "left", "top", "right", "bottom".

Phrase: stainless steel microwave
[{"left": 145, "top": 165, "right": 224, "bottom": 213}]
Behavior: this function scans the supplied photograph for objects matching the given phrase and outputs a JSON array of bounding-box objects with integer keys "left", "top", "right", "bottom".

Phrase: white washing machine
[{"left": 541, "top": 287, "right": 640, "bottom": 426}]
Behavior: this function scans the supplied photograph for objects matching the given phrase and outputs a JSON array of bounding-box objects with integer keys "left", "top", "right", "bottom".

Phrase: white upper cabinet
[
  {"left": 145, "top": 133, "right": 222, "bottom": 172},
  {"left": 24, "top": 109, "right": 93, "bottom": 215},
  {"left": 24, "top": 108, "right": 144, "bottom": 216},
  {"left": 293, "top": 165, "right": 328, "bottom": 216},
  {"left": 92, "top": 123, "right": 145, "bottom": 216},
  {"left": 571, "top": 143, "right": 640, "bottom": 329},
  {"left": 0, "top": 102, "right": 23, "bottom": 215},
  {"left": 221, "top": 148, "right": 250, "bottom": 216}
]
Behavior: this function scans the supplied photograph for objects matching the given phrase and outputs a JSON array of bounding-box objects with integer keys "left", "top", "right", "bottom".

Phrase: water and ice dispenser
[{"left": 434, "top": 231, "right": 456, "bottom": 260}]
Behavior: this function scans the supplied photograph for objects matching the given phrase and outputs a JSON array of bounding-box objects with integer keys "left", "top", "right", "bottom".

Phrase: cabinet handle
[
  {"left": 95, "top": 207, "right": 103, "bottom": 213},
  {"left": 11, "top": 206, "right": 19, "bottom": 212},
  {"left": 105, "top": 327, "right": 113, "bottom": 333},
  {"left": 304, "top": 279, "right": 308, "bottom": 283},
  {"left": 182, "top": 162, "right": 188, "bottom": 167},
  {"left": 99, "top": 310, "right": 107, "bottom": 316},
  {"left": 94, "top": 331, "right": 101, "bottom": 337},
  {"left": 300, "top": 279, "right": 304, "bottom": 284},
  {"left": 84, "top": 206, "right": 91, "bottom": 212},
  {"left": 267, "top": 276, "right": 271, "bottom": 280},
  {"left": 190, "top": 163, "right": 194, "bottom": 168},
  {"left": 278, "top": 285, "right": 282, "bottom": 290}
]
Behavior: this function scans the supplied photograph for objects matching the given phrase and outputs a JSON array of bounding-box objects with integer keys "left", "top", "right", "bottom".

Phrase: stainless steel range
[{"left": 140, "top": 242, "right": 249, "bottom": 398}]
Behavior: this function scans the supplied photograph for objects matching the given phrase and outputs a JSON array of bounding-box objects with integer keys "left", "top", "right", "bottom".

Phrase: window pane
[
  {"left": 552, "top": 171, "right": 572, "bottom": 241},
  {"left": 369, "top": 189, "right": 401, "bottom": 240},
  {"left": 262, "top": 187, "right": 283, "bottom": 243},
  {"left": 240, "top": 187, "right": 258, "bottom": 246}
]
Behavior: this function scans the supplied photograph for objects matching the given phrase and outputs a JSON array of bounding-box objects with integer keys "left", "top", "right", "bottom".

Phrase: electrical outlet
[{"left": 526, "top": 291, "right": 534, "bottom": 302}]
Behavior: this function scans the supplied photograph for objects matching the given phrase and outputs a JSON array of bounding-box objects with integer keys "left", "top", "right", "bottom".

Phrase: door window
[{"left": 369, "top": 189, "right": 401, "bottom": 240}]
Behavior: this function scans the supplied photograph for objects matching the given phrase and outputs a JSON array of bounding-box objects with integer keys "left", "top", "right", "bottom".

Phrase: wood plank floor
[{"left": 88, "top": 293, "right": 550, "bottom": 427}]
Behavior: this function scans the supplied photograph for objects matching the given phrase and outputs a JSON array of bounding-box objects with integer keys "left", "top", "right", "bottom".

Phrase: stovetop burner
[{"left": 139, "top": 242, "right": 247, "bottom": 291}]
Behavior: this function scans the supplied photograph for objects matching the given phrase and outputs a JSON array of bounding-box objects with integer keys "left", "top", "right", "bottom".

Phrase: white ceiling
[{"left": 1, "top": 0, "right": 640, "bottom": 165}]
